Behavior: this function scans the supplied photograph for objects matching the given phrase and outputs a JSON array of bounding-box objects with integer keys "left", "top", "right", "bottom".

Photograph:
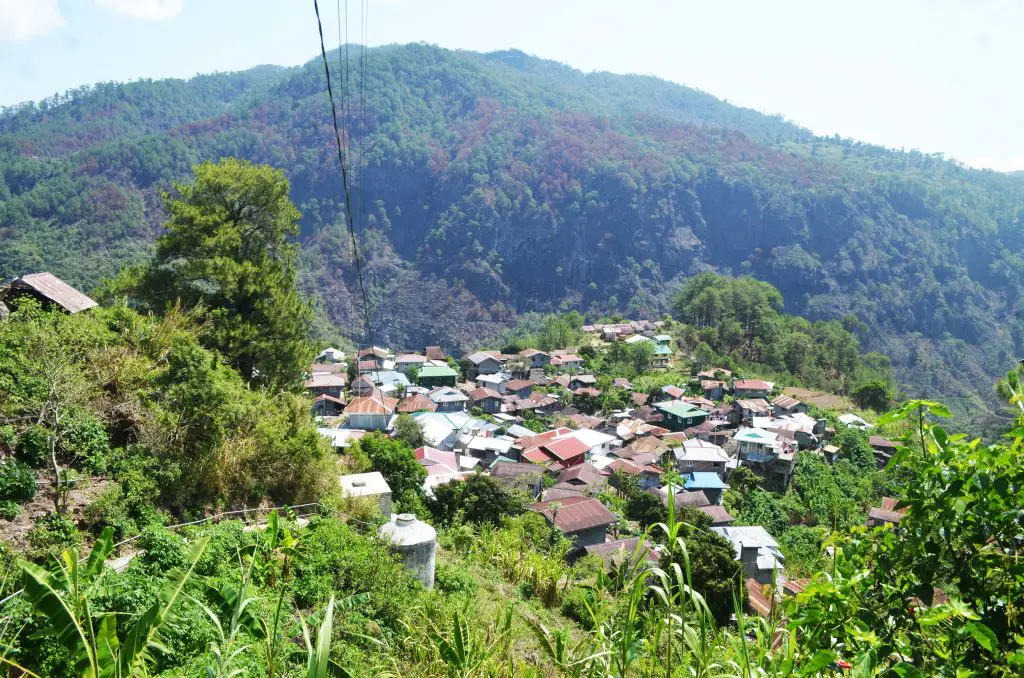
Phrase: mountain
[{"left": 1, "top": 44, "right": 1022, "bottom": 427}]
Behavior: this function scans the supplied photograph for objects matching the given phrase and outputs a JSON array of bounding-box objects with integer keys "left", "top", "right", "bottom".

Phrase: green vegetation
[
  {"left": 2, "top": 397, "right": 1019, "bottom": 675},
  {"left": 2, "top": 44, "right": 1021, "bottom": 425},
  {"left": 673, "top": 273, "right": 894, "bottom": 398},
  {"left": 104, "top": 158, "right": 315, "bottom": 390}
]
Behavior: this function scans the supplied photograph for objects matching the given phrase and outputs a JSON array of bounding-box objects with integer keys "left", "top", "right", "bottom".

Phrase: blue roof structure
[{"left": 684, "top": 471, "right": 726, "bottom": 490}]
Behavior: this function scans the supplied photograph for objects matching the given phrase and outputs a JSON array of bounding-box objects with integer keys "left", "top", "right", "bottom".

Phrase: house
[
  {"left": 673, "top": 439, "right": 730, "bottom": 478},
  {"left": 415, "top": 446, "right": 478, "bottom": 494},
  {"left": 569, "top": 374, "right": 597, "bottom": 390},
  {"left": 315, "top": 347, "right": 346, "bottom": 364},
  {"left": 734, "top": 427, "right": 796, "bottom": 490},
  {"left": 684, "top": 420, "right": 731, "bottom": 447},
  {"left": 350, "top": 375, "right": 377, "bottom": 397},
  {"left": 581, "top": 538, "right": 658, "bottom": 568},
  {"left": 490, "top": 461, "right": 545, "bottom": 496},
  {"left": 652, "top": 344, "right": 671, "bottom": 369},
  {"left": 601, "top": 327, "right": 620, "bottom": 342},
  {"left": 654, "top": 334, "right": 672, "bottom": 346},
  {"left": 357, "top": 359, "right": 382, "bottom": 374},
  {"left": 697, "top": 504, "right": 734, "bottom": 527},
  {"left": 623, "top": 334, "right": 652, "bottom": 345},
  {"left": 304, "top": 372, "right": 346, "bottom": 399},
  {"left": 838, "top": 413, "right": 871, "bottom": 430},
  {"left": 866, "top": 497, "right": 906, "bottom": 527},
  {"left": 869, "top": 436, "right": 900, "bottom": 467},
  {"left": 311, "top": 361, "right": 345, "bottom": 376},
  {"left": 371, "top": 370, "right": 411, "bottom": 395},
  {"left": 345, "top": 392, "right": 397, "bottom": 431},
  {"left": 412, "top": 411, "right": 496, "bottom": 450},
  {"left": 311, "top": 394, "right": 345, "bottom": 417},
  {"left": 771, "top": 394, "right": 806, "bottom": 416},
  {"left": 425, "top": 346, "right": 446, "bottom": 361},
  {"left": 612, "top": 377, "right": 633, "bottom": 390},
  {"left": 339, "top": 472, "right": 392, "bottom": 518},
  {"left": 821, "top": 444, "right": 840, "bottom": 463},
  {"left": 519, "top": 349, "right": 551, "bottom": 368},
  {"left": 318, "top": 427, "right": 366, "bottom": 450},
  {"left": 418, "top": 365, "right": 459, "bottom": 388},
  {"left": 654, "top": 401, "right": 709, "bottom": 432},
  {"left": 631, "top": 392, "right": 649, "bottom": 407},
  {"left": 397, "top": 394, "right": 437, "bottom": 413},
  {"left": 505, "top": 379, "right": 534, "bottom": 399},
  {"left": 395, "top": 353, "right": 427, "bottom": 374},
  {"left": 556, "top": 462, "right": 606, "bottom": 489},
  {"left": 549, "top": 353, "right": 584, "bottom": 371},
  {"left": 733, "top": 398, "right": 772, "bottom": 425},
  {"left": 1, "top": 272, "right": 97, "bottom": 314},
  {"left": 607, "top": 458, "right": 662, "bottom": 490},
  {"left": 662, "top": 385, "right": 686, "bottom": 400},
  {"left": 358, "top": 346, "right": 389, "bottom": 361},
  {"left": 683, "top": 472, "right": 727, "bottom": 504},
  {"left": 530, "top": 496, "right": 618, "bottom": 549},
  {"left": 522, "top": 436, "right": 590, "bottom": 471},
  {"left": 732, "top": 379, "right": 774, "bottom": 399},
  {"left": 684, "top": 396, "right": 717, "bottom": 411},
  {"left": 428, "top": 386, "right": 469, "bottom": 413},
  {"left": 467, "top": 387, "right": 503, "bottom": 414},
  {"left": 475, "top": 373, "right": 508, "bottom": 393},
  {"left": 697, "top": 368, "right": 732, "bottom": 380},
  {"left": 463, "top": 351, "right": 504, "bottom": 380},
  {"left": 700, "top": 380, "right": 725, "bottom": 400},
  {"left": 711, "top": 525, "right": 785, "bottom": 586}
]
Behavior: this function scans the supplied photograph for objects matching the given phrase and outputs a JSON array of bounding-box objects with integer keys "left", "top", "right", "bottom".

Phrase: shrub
[
  {"left": 561, "top": 586, "right": 597, "bottom": 629},
  {"left": 0, "top": 500, "right": 20, "bottom": 521},
  {"left": 27, "top": 514, "right": 81, "bottom": 560},
  {"left": 15, "top": 425, "right": 49, "bottom": 468},
  {"left": 434, "top": 563, "right": 478, "bottom": 597},
  {"left": 0, "top": 459, "right": 37, "bottom": 502}
]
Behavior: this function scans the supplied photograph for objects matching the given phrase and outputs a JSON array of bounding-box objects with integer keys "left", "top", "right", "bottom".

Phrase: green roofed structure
[
  {"left": 654, "top": 400, "right": 708, "bottom": 431},
  {"left": 418, "top": 364, "right": 459, "bottom": 388}
]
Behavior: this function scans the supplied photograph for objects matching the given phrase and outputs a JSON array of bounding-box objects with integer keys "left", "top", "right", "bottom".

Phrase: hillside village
[{"left": 311, "top": 318, "right": 901, "bottom": 617}]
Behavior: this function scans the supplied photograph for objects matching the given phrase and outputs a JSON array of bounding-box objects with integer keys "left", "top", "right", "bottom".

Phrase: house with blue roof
[{"left": 683, "top": 471, "right": 727, "bottom": 504}]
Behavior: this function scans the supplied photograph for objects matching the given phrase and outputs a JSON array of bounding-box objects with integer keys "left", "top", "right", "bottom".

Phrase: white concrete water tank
[{"left": 378, "top": 513, "right": 437, "bottom": 589}]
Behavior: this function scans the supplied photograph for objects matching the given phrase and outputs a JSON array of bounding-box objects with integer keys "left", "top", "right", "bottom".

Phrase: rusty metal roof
[
  {"left": 530, "top": 496, "right": 617, "bottom": 534},
  {"left": 10, "top": 272, "right": 97, "bottom": 313}
]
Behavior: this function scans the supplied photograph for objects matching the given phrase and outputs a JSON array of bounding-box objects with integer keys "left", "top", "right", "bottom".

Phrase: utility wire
[{"left": 313, "top": 0, "right": 375, "bottom": 357}]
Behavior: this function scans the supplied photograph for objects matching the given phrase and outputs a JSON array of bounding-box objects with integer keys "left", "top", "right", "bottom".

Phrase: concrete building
[{"left": 339, "top": 471, "right": 392, "bottom": 518}]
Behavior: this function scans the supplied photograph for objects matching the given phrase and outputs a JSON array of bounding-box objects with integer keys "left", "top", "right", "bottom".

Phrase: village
[{"left": 310, "top": 319, "right": 903, "bottom": 618}]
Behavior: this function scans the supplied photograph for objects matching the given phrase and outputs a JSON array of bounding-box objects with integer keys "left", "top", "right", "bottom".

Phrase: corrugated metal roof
[
  {"left": 11, "top": 272, "right": 97, "bottom": 313},
  {"left": 530, "top": 496, "right": 617, "bottom": 534}
]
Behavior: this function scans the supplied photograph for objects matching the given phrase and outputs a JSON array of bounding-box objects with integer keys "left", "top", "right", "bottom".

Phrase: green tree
[
  {"left": 629, "top": 341, "right": 654, "bottom": 375},
  {"left": 359, "top": 432, "right": 427, "bottom": 508},
  {"left": 851, "top": 379, "right": 892, "bottom": 411},
  {"left": 136, "top": 158, "right": 313, "bottom": 390},
  {"left": 428, "top": 474, "right": 525, "bottom": 526},
  {"left": 392, "top": 413, "right": 426, "bottom": 449},
  {"left": 657, "top": 523, "right": 743, "bottom": 626}
]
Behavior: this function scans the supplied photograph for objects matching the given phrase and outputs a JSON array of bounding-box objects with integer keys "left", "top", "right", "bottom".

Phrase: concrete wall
[{"left": 569, "top": 525, "right": 608, "bottom": 549}]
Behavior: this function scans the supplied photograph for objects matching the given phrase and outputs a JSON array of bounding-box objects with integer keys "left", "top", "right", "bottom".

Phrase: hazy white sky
[{"left": 1, "top": 0, "right": 1022, "bottom": 170}]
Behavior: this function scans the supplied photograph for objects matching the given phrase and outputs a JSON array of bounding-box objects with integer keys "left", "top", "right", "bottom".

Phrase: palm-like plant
[{"left": 9, "top": 526, "right": 209, "bottom": 678}]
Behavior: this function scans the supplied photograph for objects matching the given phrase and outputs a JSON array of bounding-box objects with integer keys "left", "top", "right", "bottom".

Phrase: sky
[{"left": 1, "top": 0, "right": 1022, "bottom": 171}]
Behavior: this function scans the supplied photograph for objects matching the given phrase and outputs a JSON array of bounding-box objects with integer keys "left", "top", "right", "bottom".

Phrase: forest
[{"left": 2, "top": 44, "right": 1023, "bottom": 428}]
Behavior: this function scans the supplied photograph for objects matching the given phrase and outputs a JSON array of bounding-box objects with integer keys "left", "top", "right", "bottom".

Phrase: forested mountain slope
[{"left": 2, "top": 44, "right": 1022, "bottom": 427}]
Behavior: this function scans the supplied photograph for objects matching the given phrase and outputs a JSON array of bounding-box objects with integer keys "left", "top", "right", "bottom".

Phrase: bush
[
  {"left": 15, "top": 425, "right": 49, "bottom": 468},
  {"left": 0, "top": 500, "right": 20, "bottom": 520},
  {"left": 27, "top": 514, "right": 81, "bottom": 560},
  {"left": 63, "top": 414, "right": 111, "bottom": 475},
  {"left": 434, "top": 563, "right": 478, "bottom": 597},
  {"left": 0, "top": 459, "right": 37, "bottom": 502},
  {"left": 561, "top": 586, "right": 597, "bottom": 629}
]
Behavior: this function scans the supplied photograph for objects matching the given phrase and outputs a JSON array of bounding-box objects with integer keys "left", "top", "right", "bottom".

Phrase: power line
[{"left": 313, "top": 0, "right": 375, "bottom": 353}]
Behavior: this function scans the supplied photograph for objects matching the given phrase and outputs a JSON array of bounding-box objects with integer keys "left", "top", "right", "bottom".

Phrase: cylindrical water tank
[{"left": 378, "top": 513, "right": 437, "bottom": 589}]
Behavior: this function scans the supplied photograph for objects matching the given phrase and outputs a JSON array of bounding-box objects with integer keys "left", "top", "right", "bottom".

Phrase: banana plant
[
  {"left": 426, "top": 602, "right": 514, "bottom": 677},
  {"left": 9, "top": 526, "right": 209, "bottom": 678}
]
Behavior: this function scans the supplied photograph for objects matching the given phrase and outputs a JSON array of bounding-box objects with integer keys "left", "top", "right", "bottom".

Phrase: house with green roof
[
  {"left": 654, "top": 400, "right": 708, "bottom": 431},
  {"left": 652, "top": 344, "right": 672, "bottom": 369},
  {"left": 417, "top": 364, "right": 459, "bottom": 388}
]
